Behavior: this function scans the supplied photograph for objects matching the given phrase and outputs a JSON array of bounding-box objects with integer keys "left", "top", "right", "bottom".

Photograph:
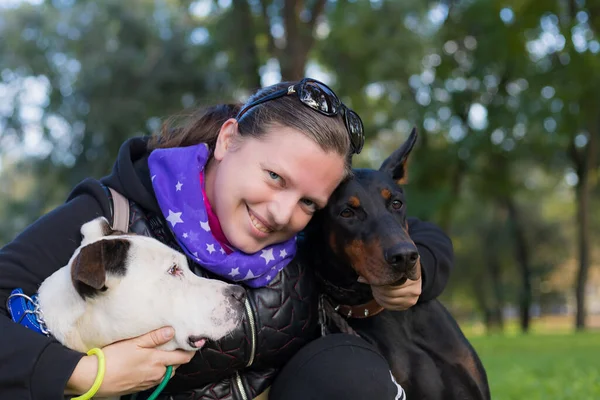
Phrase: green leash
[{"left": 131, "top": 365, "right": 173, "bottom": 400}]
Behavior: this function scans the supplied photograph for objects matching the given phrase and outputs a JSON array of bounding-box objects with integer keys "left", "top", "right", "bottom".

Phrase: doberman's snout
[{"left": 385, "top": 243, "right": 419, "bottom": 270}]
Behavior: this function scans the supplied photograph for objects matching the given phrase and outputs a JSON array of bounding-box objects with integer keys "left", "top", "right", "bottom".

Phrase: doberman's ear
[
  {"left": 379, "top": 127, "right": 418, "bottom": 185},
  {"left": 71, "top": 238, "right": 130, "bottom": 298}
]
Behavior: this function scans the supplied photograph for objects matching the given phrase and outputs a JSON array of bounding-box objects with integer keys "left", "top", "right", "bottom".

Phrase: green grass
[{"left": 468, "top": 331, "right": 600, "bottom": 400}]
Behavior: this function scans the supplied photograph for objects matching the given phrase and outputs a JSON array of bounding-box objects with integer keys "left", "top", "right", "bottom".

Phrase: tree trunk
[
  {"left": 438, "top": 158, "right": 466, "bottom": 234},
  {"left": 472, "top": 278, "right": 492, "bottom": 333},
  {"left": 572, "top": 122, "right": 597, "bottom": 330},
  {"left": 232, "top": 0, "right": 262, "bottom": 89},
  {"left": 279, "top": 0, "right": 327, "bottom": 80},
  {"left": 504, "top": 197, "right": 532, "bottom": 333},
  {"left": 484, "top": 218, "right": 505, "bottom": 333},
  {"left": 574, "top": 170, "right": 590, "bottom": 330}
]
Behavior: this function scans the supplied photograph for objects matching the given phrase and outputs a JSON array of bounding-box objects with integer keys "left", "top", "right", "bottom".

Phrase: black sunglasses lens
[
  {"left": 300, "top": 81, "right": 340, "bottom": 115},
  {"left": 346, "top": 110, "right": 365, "bottom": 154}
]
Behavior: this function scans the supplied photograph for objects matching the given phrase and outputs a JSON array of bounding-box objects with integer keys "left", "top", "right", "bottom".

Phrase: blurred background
[{"left": 1, "top": 0, "right": 599, "bottom": 398}]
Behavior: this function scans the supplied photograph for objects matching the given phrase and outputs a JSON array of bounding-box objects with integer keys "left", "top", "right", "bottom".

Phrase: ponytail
[{"left": 148, "top": 103, "right": 242, "bottom": 152}]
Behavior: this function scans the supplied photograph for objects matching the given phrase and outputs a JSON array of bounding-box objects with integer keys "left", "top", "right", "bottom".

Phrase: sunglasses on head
[{"left": 235, "top": 78, "right": 365, "bottom": 154}]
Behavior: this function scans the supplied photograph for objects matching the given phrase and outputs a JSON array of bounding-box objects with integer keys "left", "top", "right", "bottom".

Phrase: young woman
[{"left": 0, "top": 78, "right": 453, "bottom": 399}]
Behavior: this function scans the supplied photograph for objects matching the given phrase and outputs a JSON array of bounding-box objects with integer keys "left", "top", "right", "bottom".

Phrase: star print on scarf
[{"left": 148, "top": 143, "right": 297, "bottom": 288}]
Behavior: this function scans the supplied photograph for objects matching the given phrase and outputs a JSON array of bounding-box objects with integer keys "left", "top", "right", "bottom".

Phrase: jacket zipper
[
  {"left": 244, "top": 296, "right": 257, "bottom": 367},
  {"left": 235, "top": 296, "right": 256, "bottom": 400},
  {"left": 235, "top": 371, "right": 249, "bottom": 400}
]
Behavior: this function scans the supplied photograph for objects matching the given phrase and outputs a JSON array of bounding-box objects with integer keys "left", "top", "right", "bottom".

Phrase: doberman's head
[{"left": 302, "top": 128, "right": 418, "bottom": 304}]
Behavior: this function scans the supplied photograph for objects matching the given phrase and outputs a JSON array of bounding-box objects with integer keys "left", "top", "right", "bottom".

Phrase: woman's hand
[
  {"left": 66, "top": 326, "right": 195, "bottom": 397},
  {"left": 370, "top": 261, "right": 422, "bottom": 311}
]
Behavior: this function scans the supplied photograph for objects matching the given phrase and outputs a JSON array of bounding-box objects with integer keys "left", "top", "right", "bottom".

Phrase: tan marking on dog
[
  {"left": 381, "top": 188, "right": 392, "bottom": 200},
  {"left": 344, "top": 239, "right": 368, "bottom": 277},
  {"left": 348, "top": 196, "right": 361, "bottom": 208},
  {"left": 329, "top": 231, "right": 339, "bottom": 255},
  {"left": 396, "top": 158, "right": 410, "bottom": 185},
  {"left": 344, "top": 239, "right": 390, "bottom": 284}
]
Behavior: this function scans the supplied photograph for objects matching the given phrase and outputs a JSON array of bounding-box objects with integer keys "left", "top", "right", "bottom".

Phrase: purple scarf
[{"left": 148, "top": 143, "right": 297, "bottom": 288}]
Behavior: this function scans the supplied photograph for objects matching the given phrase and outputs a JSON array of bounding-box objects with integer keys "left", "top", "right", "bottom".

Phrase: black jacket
[{"left": 0, "top": 137, "right": 454, "bottom": 400}]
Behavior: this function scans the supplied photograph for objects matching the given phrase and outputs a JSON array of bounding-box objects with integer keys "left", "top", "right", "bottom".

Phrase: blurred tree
[
  {"left": 507, "top": 0, "right": 600, "bottom": 330},
  {"left": 317, "top": 0, "right": 594, "bottom": 331},
  {"left": 0, "top": 0, "right": 597, "bottom": 332},
  {"left": 0, "top": 0, "right": 239, "bottom": 209}
]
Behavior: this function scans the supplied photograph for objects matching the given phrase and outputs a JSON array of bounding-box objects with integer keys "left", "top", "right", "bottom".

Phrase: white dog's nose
[
  {"left": 187, "top": 335, "right": 207, "bottom": 349},
  {"left": 225, "top": 285, "right": 246, "bottom": 303}
]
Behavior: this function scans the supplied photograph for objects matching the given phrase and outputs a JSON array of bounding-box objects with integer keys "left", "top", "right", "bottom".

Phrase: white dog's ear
[
  {"left": 80, "top": 217, "right": 113, "bottom": 245},
  {"left": 71, "top": 238, "right": 130, "bottom": 298}
]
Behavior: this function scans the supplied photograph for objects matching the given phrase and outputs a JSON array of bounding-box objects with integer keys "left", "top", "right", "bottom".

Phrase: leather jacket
[{"left": 109, "top": 188, "right": 320, "bottom": 400}]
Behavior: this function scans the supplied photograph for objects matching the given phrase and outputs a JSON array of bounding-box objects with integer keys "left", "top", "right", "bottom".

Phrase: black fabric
[
  {"left": 270, "top": 334, "right": 403, "bottom": 400},
  {"left": 411, "top": 220, "right": 454, "bottom": 303},
  {"left": 0, "top": 191, "right": 109, "bottom": 400},
  {"left": 106, "top": 192, "right": 319, "bottom": 399},
  {"left": 0, "top": 136, "right": 453, "bottom": 400}
]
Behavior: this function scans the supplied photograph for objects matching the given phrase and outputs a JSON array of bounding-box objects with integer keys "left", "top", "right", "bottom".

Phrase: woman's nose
[{"left": 268, "top": 195, "right": 297, "bottom": 229}]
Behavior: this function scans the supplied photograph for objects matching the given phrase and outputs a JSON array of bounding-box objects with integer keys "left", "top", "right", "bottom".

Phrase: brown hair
[{"left": 148, "top": 81, "right": 353, "bottom": 175}]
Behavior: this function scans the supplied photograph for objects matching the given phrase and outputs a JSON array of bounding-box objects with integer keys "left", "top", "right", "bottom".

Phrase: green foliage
[
  {"left": 1, "top": 0, "right": 599, "bottom": 329},
  {"left": 0, "top": 0, "right": 240, "bottom": 228}
]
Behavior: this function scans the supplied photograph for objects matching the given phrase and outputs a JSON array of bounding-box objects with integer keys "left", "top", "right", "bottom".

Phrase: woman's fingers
[
  {"left": 134, "top": 326, "right": 175, "bottom": 348},
  {"left": 156, "top": 349, "right": 196, "bottom": 367}
]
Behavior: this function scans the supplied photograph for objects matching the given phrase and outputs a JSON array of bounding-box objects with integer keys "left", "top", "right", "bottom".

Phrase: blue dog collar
[{"left": 6, "top": 288, "right": 51, "bottom": 336}]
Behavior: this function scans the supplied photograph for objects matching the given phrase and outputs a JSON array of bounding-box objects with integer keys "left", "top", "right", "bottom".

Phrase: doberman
[{"left": 301, "top": 128, "right": 491, "bottom": 400}]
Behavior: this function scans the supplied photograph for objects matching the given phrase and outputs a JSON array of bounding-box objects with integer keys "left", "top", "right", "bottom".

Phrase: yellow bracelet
[{"left": 72, "top": 348, "right": 106, "bottom": 400}]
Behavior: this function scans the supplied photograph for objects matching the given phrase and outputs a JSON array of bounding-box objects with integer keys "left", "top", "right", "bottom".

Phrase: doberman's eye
[
  {"left": 391, "top": 200, "right": 403, "bottom": 210},
  {"left": 340, "top": 208, "right": 354, "bottom": 218},
  {"left": 168, "top": 264, "right": 182, "bottom": 276}
]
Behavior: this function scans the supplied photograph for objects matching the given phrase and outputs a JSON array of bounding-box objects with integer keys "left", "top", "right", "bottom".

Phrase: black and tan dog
[{"left": 301, "top": 129, "right": 490, "bottom": 400}]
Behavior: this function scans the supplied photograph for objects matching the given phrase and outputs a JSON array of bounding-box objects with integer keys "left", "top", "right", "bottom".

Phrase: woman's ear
[{"left": 213, "top": 118, "right": 239, "bottom": 161}]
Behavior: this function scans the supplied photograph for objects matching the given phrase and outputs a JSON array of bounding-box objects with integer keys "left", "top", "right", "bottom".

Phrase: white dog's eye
[{"left": 168, "top": 264, "right": 183, "bottom": 276}]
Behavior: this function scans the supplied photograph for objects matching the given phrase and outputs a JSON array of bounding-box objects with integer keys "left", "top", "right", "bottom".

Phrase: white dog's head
[{"left": 38, "top": 217, "right": 245, "bottom": 353}]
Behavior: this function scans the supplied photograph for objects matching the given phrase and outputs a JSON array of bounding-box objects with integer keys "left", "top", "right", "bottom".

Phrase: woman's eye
[
  {"left": 301, "top": 198, "right": 315, "bottom": 207},
  {"left": 340, "top": 208, "right": 354, "bottom": 218},
  {"left": 391, "top": 200, "right": 403, "bottom": 210},
  {"left": 300, "top": 198, "right": 317, "bottom": 212},
  {"left": 268, "top": 171, "right": 280, "bottom": 180}
]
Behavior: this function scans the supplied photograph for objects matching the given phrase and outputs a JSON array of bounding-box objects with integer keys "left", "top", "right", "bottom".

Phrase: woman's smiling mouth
[{"left": 247, "top": 206, "right": 274, "bottom": 235}]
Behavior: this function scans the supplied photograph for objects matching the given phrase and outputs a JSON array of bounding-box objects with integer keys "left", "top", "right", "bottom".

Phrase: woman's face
[{"left": 205, "top": 119, "right": 346, "bottom": 254}]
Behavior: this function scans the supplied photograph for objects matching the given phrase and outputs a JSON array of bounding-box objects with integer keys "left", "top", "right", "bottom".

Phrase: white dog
[{"left": 35, "top": 217, "right": 245, "bottom": 353}]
